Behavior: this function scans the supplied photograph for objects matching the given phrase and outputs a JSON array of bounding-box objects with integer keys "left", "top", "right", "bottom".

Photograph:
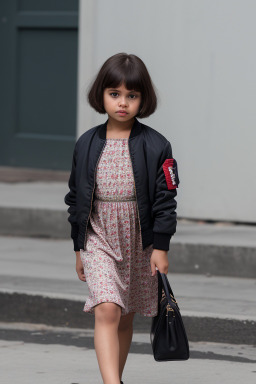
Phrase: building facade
[{"left": 1, "top": 0, "right": 255, "bottom": 223}]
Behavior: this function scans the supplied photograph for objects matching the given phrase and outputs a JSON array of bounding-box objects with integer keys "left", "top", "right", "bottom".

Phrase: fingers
[
  {"left": 78, "top": 270, "right": 86, "bottom": 282},
  {"left": 150, "top": 261, "right": 157, "bottom": 276},
  {"left": 80, "top": 275, "right": 86, "bottom": 282},
  {"left": 76, "top": 254, "right": 86, "bottom": 282},
  {"left": 76, "top": 265, "right": 86, "bottom": 282},
  {"left": 157, "top": 265, "right": 168, "bottom": 274},
  {"left": 151, "top": 260, "right": 168, "bottom": 275}
]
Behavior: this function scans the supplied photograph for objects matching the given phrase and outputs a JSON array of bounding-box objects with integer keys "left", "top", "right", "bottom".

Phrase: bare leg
[
  {"left": 94, "top": 302, "right": 122, "bottom": 384},
  {"left": 118, "top": 312, "right": 135, "bottom": 381}
]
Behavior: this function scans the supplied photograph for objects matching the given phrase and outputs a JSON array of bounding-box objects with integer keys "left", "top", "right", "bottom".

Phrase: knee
[{"left": 95, "top": 302, "right": 121, "bottom": 324}]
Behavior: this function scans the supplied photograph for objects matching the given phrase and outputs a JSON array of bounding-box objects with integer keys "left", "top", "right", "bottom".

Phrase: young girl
[{"left": 64, "top": 53, "right": 179, "bottom": 384}]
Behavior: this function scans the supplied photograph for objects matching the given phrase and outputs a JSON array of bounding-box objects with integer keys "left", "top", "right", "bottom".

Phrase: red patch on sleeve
[{"left": 162, "top": 158, "right": 179, "bottom": 189}]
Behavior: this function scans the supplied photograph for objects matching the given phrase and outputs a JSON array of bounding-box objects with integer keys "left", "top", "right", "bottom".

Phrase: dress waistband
[{"left": 96, "top": 196, "right": 136, "bottom": 202}]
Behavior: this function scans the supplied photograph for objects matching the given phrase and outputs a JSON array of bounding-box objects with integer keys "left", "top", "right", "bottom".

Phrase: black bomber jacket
[{"left": 64, "top": 117, "right": 179, "bottom": 253}]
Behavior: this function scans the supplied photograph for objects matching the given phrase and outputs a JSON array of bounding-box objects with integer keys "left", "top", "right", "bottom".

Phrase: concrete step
[
  {"left": 1, "top": 181, "right": 256, "bottom": 277},
  {"left": 0, "top": 236, "right": 255, "bottom": 345}
]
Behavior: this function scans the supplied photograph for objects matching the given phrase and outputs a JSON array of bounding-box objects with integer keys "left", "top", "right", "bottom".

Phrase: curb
[
  {"left": 170, "top": 242, "right": 256, "bottom": 278},
  {"left": 1, "top": 291, "right": 255, "bottom": 345}
]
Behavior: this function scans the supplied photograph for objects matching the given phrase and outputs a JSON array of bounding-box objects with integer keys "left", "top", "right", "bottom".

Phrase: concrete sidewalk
[
  {"left": 0, "top": 181, "right": 256, "bottom": 277},
  {"left": 1, "top": 236, "right": 256, "bottom": 345},
  {"left": 1, "top": 331, "right": 256, "bottom": 384},
  {"left": 1, "top": 339, "right": 255, "bottom": 384}
]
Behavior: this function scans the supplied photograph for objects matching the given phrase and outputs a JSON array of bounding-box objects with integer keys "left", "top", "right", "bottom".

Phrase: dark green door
[{"left": 0, "top": 0, "right": 78, "bottom": 170}]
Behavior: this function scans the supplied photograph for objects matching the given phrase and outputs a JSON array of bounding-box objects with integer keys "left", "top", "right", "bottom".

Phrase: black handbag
[{"left": 150, "top": 271, "right": 190, "bottom": 361}]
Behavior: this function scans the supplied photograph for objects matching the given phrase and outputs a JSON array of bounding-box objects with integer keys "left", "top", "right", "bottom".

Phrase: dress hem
[{"left": 82, "top": 300, "right": 158, "bottom": 317}]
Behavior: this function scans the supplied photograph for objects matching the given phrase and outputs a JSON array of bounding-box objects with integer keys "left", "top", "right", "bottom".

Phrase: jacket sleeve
[
  {"left": 64, "top": 142, "right": 80, "bottom": 252},
  {"left": 151, "top": 140, "right": 179, "bottom": 251}
]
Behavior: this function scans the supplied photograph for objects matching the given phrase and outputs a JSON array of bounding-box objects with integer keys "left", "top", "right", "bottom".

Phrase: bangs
[{"left": 102, "top": 63, "right": 143, "bottom": 92}]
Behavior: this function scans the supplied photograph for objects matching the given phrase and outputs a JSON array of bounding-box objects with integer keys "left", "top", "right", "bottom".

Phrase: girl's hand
[
  {"left": 150, "top": 249, "right": 169, "bottom": 276},
  {"left": 75, "top": 251, "right": 86, "bottom": 282}
]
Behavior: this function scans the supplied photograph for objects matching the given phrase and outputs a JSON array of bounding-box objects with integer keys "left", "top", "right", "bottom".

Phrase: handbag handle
[{"left": 159, "top": 271, "right": 180, "bottom": 310}]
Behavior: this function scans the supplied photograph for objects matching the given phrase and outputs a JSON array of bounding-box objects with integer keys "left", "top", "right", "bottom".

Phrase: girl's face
[{"left": 103, "top": 83, "right": 141, "bottom": 123}]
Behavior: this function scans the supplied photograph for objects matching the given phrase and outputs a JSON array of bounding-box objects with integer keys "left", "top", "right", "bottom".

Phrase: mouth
[{"left": 116, "top": 111, "right": 128, "bottom": 115}]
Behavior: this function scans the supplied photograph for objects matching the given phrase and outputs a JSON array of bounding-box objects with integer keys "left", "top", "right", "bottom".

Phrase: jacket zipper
[
  {"left": 133, "top": 178, "right": 142, "bottom": 236},
  {"left": 128, "top": 142, "right": 142, "bottom": 238},
  {"left": 83, "top": 141, "right": 107, "bottom": 250}
]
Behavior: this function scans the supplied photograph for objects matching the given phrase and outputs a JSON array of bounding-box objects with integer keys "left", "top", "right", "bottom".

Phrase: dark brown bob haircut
[{"left": 87, "top": 53, "right": 157, "bottom": 118}]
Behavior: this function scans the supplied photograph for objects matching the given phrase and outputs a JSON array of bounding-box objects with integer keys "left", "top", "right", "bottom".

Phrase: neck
[{"left": 107, "top": 116, "right": 135, "bottom": 132}]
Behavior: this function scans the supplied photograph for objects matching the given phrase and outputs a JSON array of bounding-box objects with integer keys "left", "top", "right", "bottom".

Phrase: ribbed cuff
[
  {"left": 73, "top": 238, "right": 80, "bottom": 252},
  {"left": 71, "top": 224, "right": 79, "bottom": 252},
  {"left": 153, "top": 233, "right": 171, "bottom": 251}
]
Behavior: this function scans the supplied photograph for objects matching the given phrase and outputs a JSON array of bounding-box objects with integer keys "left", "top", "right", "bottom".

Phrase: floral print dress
[{"left": 80, "top": 138, "right": 158, "bottom": 317}]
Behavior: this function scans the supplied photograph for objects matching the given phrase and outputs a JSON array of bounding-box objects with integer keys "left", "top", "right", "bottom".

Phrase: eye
[
  {"left": 129, "top": 94, "right": 136, "bottom": 99},
  {"left": 110, "top": 92, "right": 118, "bottom": 97}
]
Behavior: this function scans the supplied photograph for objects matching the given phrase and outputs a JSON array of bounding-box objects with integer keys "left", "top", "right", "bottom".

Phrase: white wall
[{"left": 78, "top": 0, "right": 256, "bottom": 223}]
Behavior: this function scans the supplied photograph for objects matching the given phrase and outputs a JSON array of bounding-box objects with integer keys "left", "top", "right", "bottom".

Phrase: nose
[{"left": 118, "top": 96, "right": 127, "bottom": 107}]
